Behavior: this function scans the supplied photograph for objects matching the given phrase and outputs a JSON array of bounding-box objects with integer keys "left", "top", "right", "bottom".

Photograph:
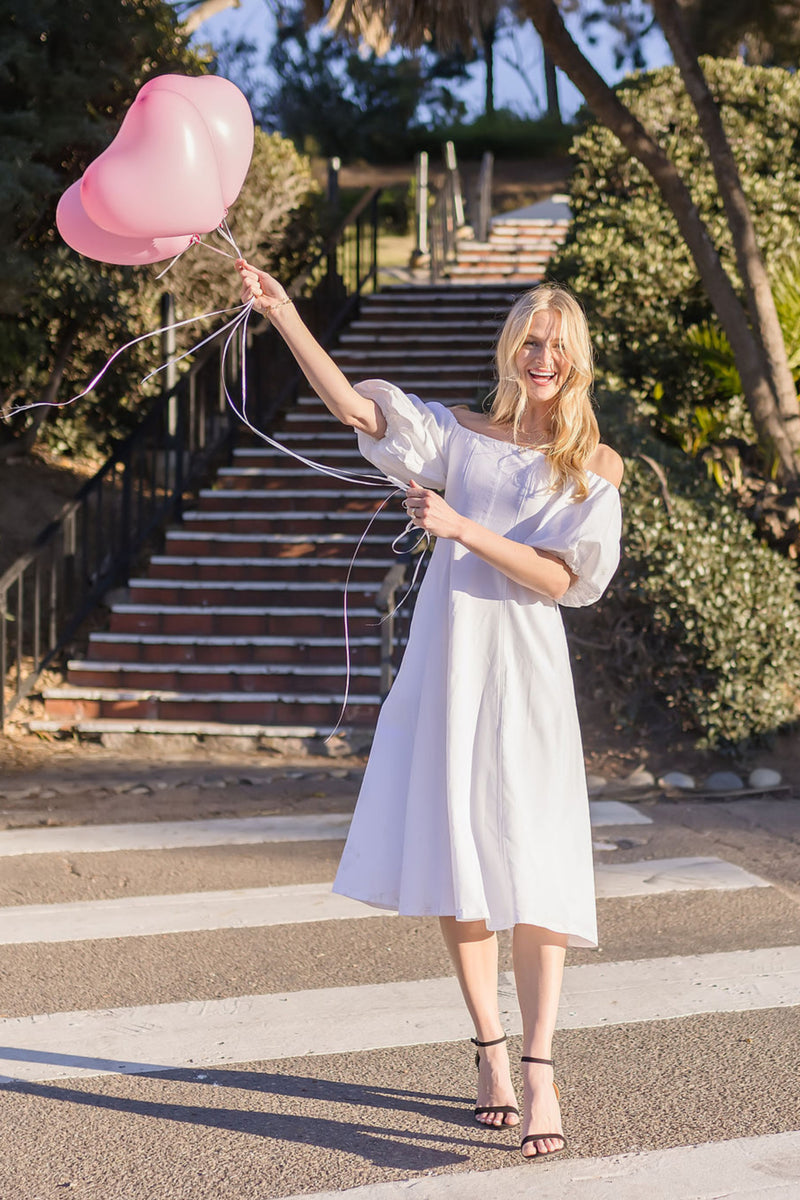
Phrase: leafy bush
[
  {"left": 413, "top": 110, "right": 575, "bottom": 161},
  {"left": 551, "top": 59, "right": 800, "bottom": 425},
  {"left": 0, "top": 0, "right": 204, "bottom": 457},
  {"left": 566, "top": 386, "right": 800, "bottom": 746},
  {"left": 620, "top": 461, "right": 800, "bottom": 745}
]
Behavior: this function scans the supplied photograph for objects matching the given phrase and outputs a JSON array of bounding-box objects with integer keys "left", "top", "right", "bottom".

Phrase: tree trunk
[
  {"left": 481, "top": 19, "right": 497, "bottom": 118},
  {"left": 652, "top": 0, "right": 800, "bottom": 439},
  {"left": 543, "top": 50, "right": 561, "bottom": 123},
  {"left": 523, "top": 0, "right": 800, "bottom": 481}
]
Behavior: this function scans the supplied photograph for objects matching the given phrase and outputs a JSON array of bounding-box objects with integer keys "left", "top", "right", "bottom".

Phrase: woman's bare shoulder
[
  {"left": 450, "top": 406, "right": 485, "bottom": 428},
  {"left": 587, "top": 443, "right": 624, "bottom": 489}
]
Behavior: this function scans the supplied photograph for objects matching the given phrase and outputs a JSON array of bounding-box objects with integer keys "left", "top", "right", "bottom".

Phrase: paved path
[{"left": 0, "top": 784, "right": 798, "bottom": 1198}]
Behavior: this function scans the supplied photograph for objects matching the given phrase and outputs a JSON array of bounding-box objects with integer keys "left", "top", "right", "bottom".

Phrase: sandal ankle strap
[
  {"left": 471, "top": 1033, "right": 508, "bottom": 1049},
  {"left": 521, "top": 1055, "right": 554, "bottom": 1066}
]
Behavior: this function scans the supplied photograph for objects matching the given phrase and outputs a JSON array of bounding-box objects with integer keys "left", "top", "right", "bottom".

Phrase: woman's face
[{"left": 514, "top": 310, "right": 568, "bottom": 407}]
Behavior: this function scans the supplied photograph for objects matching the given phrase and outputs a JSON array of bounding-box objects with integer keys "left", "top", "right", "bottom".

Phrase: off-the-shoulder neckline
[{"left": 445, "top": 408, "right": 620, "bottom": 492}]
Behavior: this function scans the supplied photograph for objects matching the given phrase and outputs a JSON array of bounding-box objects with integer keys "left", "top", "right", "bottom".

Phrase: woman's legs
[
  {"left": 439, "top": 916, "right": 519, "bottom": 1127},
  {"left": 512, "top": 923, "right": 568, "bottom": 1157}
]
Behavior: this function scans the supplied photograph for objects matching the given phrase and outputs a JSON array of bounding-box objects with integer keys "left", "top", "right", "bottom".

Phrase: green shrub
[
  {"left": 567, "top": 385, "right": 800, "bottom": 746},
  {"left": 552, "top": 59, "right": 800, "bottom": 426}
]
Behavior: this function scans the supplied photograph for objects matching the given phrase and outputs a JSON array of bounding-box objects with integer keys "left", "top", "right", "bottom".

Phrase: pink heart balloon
[
  {"left": 56, "top": 179, "right": 192, "bottom": 265},
  {"left": 81, "top": 89, "right": 226, "bottom": 239},
  {"left": 139, "top": 74, "right": 254, "bottom": 209}
]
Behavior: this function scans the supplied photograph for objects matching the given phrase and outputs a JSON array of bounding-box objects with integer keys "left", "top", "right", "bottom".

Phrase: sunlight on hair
[{"left": 489, "top": 284, "right": 600, "bottom": 500}]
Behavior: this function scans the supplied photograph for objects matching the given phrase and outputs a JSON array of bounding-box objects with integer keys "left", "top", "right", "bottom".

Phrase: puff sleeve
[
  {"left": 528, "top": 477, "right": 622, "bottom": 608},
  {"left": 353, "top": 379, "right": 452, "bottom": 490}
]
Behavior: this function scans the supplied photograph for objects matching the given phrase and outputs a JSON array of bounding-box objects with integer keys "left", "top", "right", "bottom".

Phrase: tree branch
[
  {"left": 181, "top": 0, "right": 241, "bottom": 35},
  {"left": 651, "top": 0, "right": 800, "bottom": 433},
  {"left": 521, "top": 0, "right": 800, "bottom": 478}
]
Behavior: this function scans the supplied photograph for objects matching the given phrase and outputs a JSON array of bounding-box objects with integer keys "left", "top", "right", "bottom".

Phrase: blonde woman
[{"left": 237, "top": 261, "right": 623, "bottom": 1160}]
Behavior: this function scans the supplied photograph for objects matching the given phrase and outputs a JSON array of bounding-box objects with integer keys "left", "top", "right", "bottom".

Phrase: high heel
[
  {"left": 471, "top": 1034, "right": 520, "bottom": 1125},
  {"left": 519, "top": 1055, "right": 568, "bottom": 1159}
]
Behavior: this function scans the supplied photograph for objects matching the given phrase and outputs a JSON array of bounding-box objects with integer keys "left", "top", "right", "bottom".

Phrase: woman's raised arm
[{"left": 236, "top": 259, "right": 386, "bottom": 438}]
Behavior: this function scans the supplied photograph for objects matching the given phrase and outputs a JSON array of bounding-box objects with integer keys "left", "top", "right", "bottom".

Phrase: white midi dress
[{"left": 332, "top": 381, "right": 623, "bottom": 948}]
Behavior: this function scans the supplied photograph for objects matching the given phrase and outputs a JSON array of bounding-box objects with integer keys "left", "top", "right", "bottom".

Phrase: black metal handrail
[{"left": 1, "top": 187, "right": 382, "bottom": 731}]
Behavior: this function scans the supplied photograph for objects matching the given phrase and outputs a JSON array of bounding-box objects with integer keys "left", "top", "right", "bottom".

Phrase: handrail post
[
  {"left": 161, "top": 292, "right": 177, "bottom": 433},
  {"left": 413, "top": 151, "right": 429, "bottom": 263},
  {"left": 444, "top": 140, "right": 465, "bottom": 229},
  {"left": 371, "top": 190, "right": 379, "bottom": 290},
  {"left": 476, "top": 151, "right": 494, "bottom": 243}
]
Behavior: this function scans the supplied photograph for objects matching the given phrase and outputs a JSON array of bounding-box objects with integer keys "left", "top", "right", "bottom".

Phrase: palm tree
[{"left": 306, "top": 0, "right": 800, "bottom": 483}]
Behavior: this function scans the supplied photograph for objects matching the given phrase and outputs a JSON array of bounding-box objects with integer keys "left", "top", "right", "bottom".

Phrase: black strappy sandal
[
  {"left": 519, "top": 1055, "right": 568, "bottom": 1160},
  {"left": 471, "top": 1033, "right": 520, "bottom": 1126}
]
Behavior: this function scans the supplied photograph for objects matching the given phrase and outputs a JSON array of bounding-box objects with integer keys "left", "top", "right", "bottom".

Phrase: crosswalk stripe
[
  {"left": 276, "top": 1130, "right": 800, "bottom": 1200},
  {"left": 0, "top": 801, "right": 651, "bottom": 857},
  {"left": 0, "top": 858, "right": 768, "bottom": 945},
  {"left": 2, "top": 945, "right": 797, "bottom": 1083},
  {"left": 590, "top": 800, "right": 652, "bottom": 825}
]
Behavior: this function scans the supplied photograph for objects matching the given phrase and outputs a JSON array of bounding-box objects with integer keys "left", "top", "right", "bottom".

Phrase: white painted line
[
  {"left": 183, "top": 510, "right": 397, "bottom": 521},
  {"left": 199, "top": 488, "right": 389, "bottom": 498},
  {"left": 164, "top": 530, "right": 385, "bottom": 541},
  {"left": 1, "top": 946, "right": 798, "bottom": 1082},
  {"left": 29, "top": 720, "right": 355, "bottom": 739},
  {"left": 130, "top": 580, "right": 380, "bottom": 592},
  {"left": 39, "top": 688, "right": 381, "bottom": 706},
  {"left": 0, "top": 814, "right": 353, "bottom": 857},
  {"left": 150, "top": 557, "right": 389, "bottom": 567},
  {"left": 0, "top": 883, "right": 382, "bottom": 944},
  {"left": 89, "top": 634, "right": 376, "bottom": 646},
  {"left": 67, "top": 662, "right": 378, "bottom": 678},
  {"left": 279, "top": 1131, "right": 800, "bottom": 1200},
  {"left": 0, "top": 803, "right": 650, "bottom": 857},
  {"left": 594, "top": 856, "right": 768, "bottom": 898},
  {"left": 0, "top": 858, "right": 768, "bottom": 945},
  {"left": 589, "top": 800, "right": 653, "bottom": 826},
  {"left": 110, "top": 604, "right": 377, "bottom": 616}
]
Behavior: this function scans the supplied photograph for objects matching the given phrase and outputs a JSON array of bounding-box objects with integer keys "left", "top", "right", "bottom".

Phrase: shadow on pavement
[{"left": 0, "top": 1064, "right": 516, "bottom": 1170}]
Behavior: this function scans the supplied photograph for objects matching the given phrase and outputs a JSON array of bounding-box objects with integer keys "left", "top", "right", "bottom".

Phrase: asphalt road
[{"left": 0, "top": 758, "right": 798, "bottom": 1199}]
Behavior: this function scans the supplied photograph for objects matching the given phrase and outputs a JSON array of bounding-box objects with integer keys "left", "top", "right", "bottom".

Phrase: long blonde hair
[{"left": 489, "top": 284, "right": 599, "bottom": 500}]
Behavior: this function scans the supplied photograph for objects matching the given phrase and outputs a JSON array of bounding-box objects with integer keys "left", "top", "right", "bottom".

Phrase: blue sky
[{"left": 186, "top": 0, "right": 673, "bottom": 122}]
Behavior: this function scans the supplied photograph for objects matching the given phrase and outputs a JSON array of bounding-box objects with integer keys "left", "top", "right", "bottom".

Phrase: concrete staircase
[
  {"left": 31, "top": 198, "right": 571, "bottom": 747},
  {"left": 34, "top": 283, "right": 533, "bottom": 748},
  {"left": 447, "top": 217, "right": 569, "bottom": 284}
]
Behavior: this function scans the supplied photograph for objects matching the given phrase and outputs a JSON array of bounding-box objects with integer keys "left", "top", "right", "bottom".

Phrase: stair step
[
  {"left": 147, "top": 556, "right": 389, "bottom": 582},
  {"left": 107, "top": 604, "right": 385, "bottom": 637},
  {"left": 42, "top": 688, "right": 381, "bottom": 726},
  {"left": 28, "top": 718, "right": 366, "bottom": 740},
  {"left": 196, "top": 488, "right": 394, "bottom": 514},
  {"left": 86, "top": 634, "right": 382, "bottom": 666},
  {"left": 339, "top": 331, "right": 499, "bottom": 345},
  {"left": 162, "top": 532, "right": 391, "bottom": 558},
  {"left": 67, "top": 662, "right": 379, "bottom": 695},
  {"left": 127, "top": 579, "right": 380, "bottom": 606},
  {"left": 181, "top": 511, "right": 402, "bottom": 535}
]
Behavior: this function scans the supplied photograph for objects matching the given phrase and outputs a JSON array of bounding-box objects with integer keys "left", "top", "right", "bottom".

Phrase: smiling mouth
[{"left": 528, "top": 370, "right": 556, "bottom": 383}]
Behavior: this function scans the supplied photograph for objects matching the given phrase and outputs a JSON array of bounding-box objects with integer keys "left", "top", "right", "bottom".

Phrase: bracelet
[{"left": 263, "top": 297, "right": 293, "bottom": 316}]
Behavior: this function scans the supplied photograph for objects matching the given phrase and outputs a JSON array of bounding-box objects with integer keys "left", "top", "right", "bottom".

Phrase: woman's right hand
[{"left": 236, "top": 259, "right": 290, "bottom": 316}]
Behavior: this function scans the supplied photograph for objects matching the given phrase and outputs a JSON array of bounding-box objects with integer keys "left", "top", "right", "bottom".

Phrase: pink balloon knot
[{"left": 190, "top": 234, "right": 201, "bottom": 245}]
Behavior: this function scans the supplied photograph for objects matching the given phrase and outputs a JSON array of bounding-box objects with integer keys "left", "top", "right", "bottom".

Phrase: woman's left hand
[{"left": 403, "top": 481, "right": 464, "bottom": 541}]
